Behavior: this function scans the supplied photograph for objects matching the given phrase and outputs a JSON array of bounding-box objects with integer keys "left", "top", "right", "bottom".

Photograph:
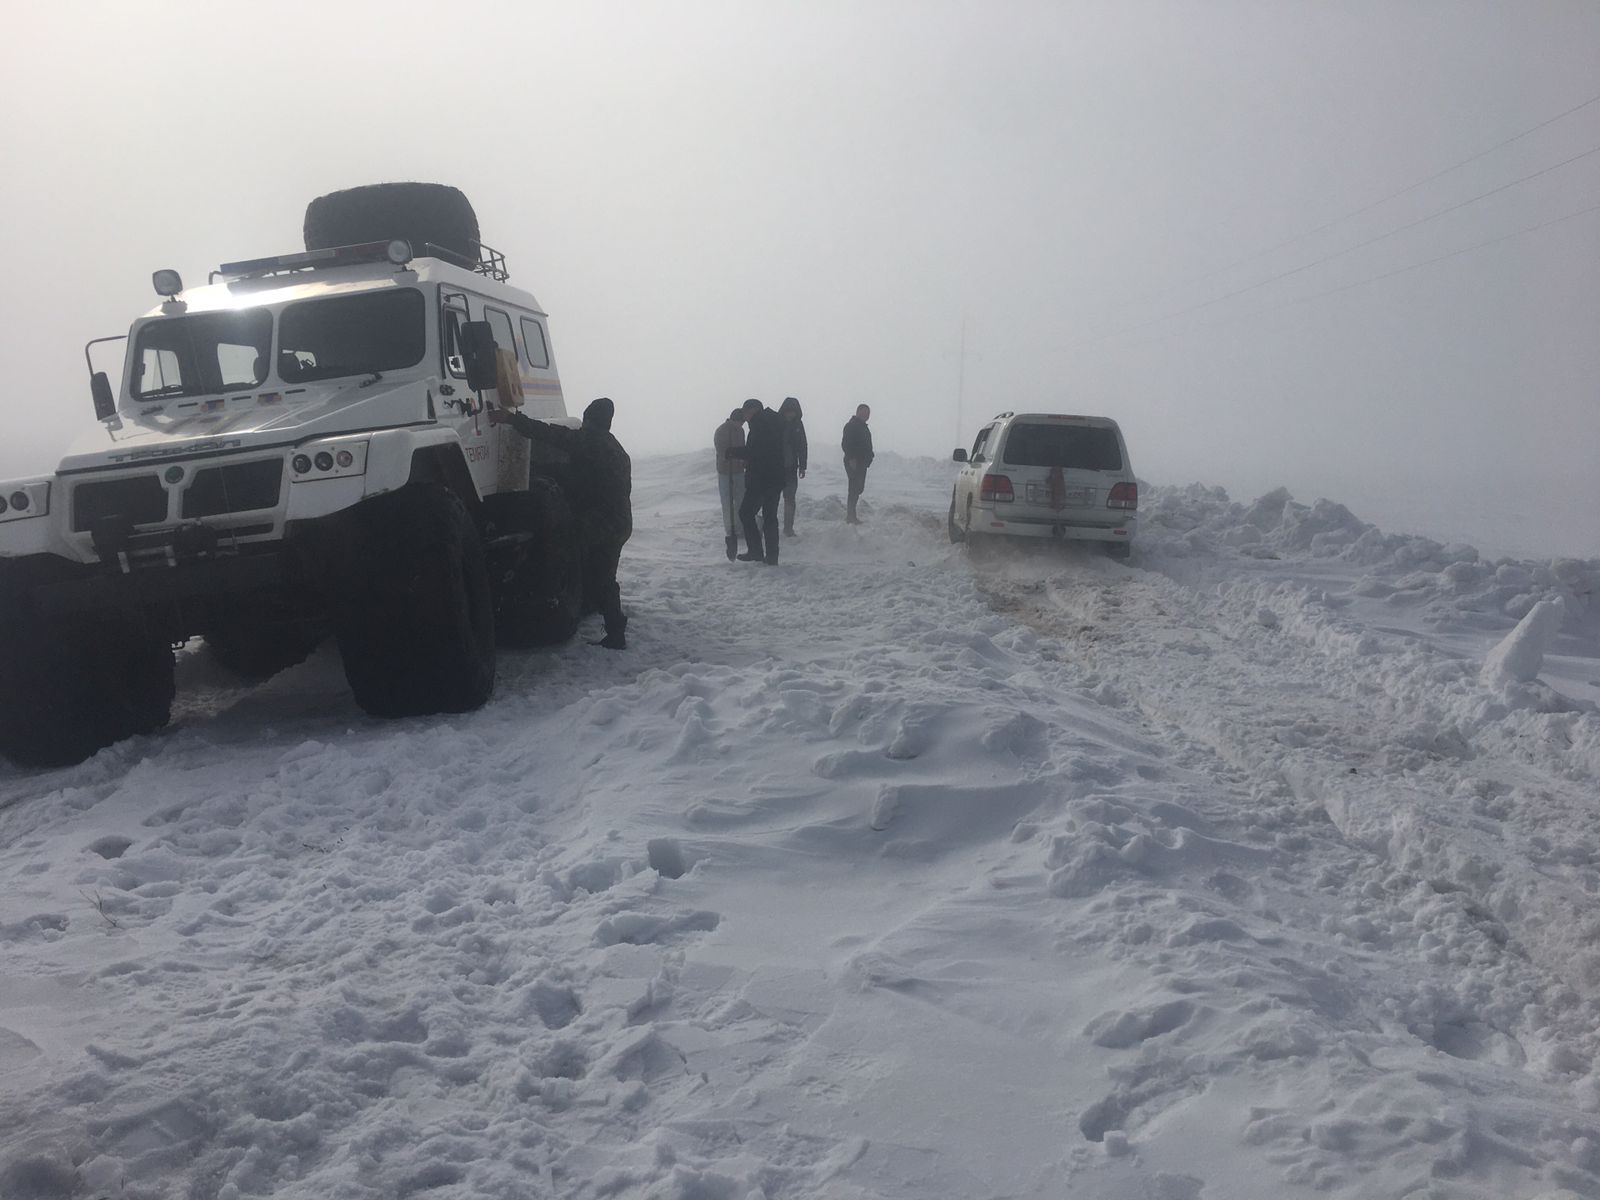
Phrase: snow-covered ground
[{"left": 3, "top": 452, "right": 1599, "bottom": 1200}]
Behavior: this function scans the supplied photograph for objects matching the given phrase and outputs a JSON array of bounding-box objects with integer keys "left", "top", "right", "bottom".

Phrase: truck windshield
[
  {"left": 278, "top": 289, "right": 426, "bottom": 383},
  {"left": 131, "top": 309, "right": 273, "bottom": 399}
]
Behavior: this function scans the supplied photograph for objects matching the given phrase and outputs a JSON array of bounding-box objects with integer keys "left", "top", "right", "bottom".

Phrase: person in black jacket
[
  {"left": 731, "top": 398, "right": 784, "bottom": 564},
  {"left": 491, "top": 397, "right": 633, "bottom": 648},
  {"left": 778, "top": 396, "right": 808, "bottom": 537},
  {"left": 841, "top": 404, "right": 873, "bottom": 524}
]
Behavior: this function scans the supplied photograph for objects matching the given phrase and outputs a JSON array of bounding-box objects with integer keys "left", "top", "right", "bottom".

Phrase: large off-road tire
[
  {"left": 482, "top": 481, "right": 584, "bottom": 648},
  {"left": 335, "top": 485, "right": 496, "bottom": 719},
  {"left": 0, "top": 614, "right": 174, "bottom": 768},
  {"left": 947, "top": 492, "right": 965, "bottom": 543},
  {"left": 203, "top": 621, "right": 324, "bottom": 682},
  {"left": 1104, "top": 541, "right": 1132, "bottom": 561},
  {"left": 304, "top": 182, "right": 480, "bottom": 261}
]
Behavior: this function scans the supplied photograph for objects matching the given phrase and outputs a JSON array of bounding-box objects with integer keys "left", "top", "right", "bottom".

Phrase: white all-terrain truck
[{"left": 0, "top": 184, "right": 585, "bottom": 767}]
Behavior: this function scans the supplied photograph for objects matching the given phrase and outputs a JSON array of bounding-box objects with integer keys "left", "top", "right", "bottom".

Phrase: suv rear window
[{"left": 1002, "top": 424, "right": 1123, "bottom": 471}]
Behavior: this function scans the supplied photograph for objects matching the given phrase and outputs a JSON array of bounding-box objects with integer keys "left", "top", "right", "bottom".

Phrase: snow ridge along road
[{"left": 1, "top": 452, "right": 1597, "bottom": 1200}]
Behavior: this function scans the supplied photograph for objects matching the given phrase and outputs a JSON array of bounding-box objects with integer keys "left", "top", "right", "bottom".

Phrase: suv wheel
[
  {"left": 336, "top": 485, "right": 496, "bottom": 718},
  {"left": 961, "top": 495, "right": 991, "bottom": 558},
  {"left": 947, "top": 492, "right": 966, "bottom": 543}
]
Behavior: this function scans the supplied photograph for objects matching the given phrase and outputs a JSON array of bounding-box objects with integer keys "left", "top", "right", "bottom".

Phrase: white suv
[{"left": 949, "top": 412, "right": 1137, "bottom": 558}]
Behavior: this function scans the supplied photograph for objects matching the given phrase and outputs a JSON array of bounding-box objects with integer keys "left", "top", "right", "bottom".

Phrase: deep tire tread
[
  {"left": 0, "top": 617, "right": 174, "bottom": 768},
  {"left": 483, "top": 482, "right": 584, "bottom": 648},
  {"left": 336, "top": 485, "right": 496, "bottom": 719}
]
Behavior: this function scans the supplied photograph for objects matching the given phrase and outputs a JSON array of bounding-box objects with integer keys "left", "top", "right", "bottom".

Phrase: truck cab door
[
  {"left": 440, "top": 300, "right": 498, "bottom": 495},
  {"left": 478, "top": 306, "right": 531, "bottom": 491}
]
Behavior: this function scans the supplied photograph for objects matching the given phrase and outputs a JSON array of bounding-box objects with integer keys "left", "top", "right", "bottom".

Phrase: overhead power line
[
  {"left": 1114, "top": 197, "right": 1600, "bottom": 352},
  {"left": 1083, "top": 140, "right": 1600, "bottom": 346},
  {"left": 1206, "top": 90, "right": 1600, "bottom": 276},
  {"left": 1097, "top": 90, "right": 1600, "bottom": 326}
]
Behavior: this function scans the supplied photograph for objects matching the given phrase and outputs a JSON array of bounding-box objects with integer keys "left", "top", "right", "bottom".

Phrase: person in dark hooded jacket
[
  {"left": 729, "top": 398, "right": 784, "bottom": 563},
  {"left": 778, "top": 396, "right": 808, "bottom": 537},
  {"left": 491, "top": 397, "right": 632, "bottom": 648}
]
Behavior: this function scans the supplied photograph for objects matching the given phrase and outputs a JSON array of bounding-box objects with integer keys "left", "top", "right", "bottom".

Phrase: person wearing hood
[
  {"left": 713, "top": 405, "right": 747, "bottom": 561},
  {"left": 728, "top": 398, "right": 785, "bottom": 564},
  {"left": 491, "top": 397, "right": 633, "bottom": 649},
  {"left": 778, "top": 396, "right": 808, "bottom": 537}
]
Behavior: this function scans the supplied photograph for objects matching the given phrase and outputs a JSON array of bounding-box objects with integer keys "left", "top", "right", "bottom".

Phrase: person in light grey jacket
[{"left": 714, "top": 406, "right": 747, "bottom": 561}]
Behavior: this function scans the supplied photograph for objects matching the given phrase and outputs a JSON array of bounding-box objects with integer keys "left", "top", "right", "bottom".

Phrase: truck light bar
[{"left": 219, "top": 239, "right": 412, "bottom": 279}]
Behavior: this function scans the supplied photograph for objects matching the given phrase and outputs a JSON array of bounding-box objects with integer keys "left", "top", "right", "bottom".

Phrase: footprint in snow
[
  {"left": 87, "top": 835, "right": 134, "bottom": 860},
  {"left": 592, "top": 910, "right": 721, "bottom": 947},
  {"left": 1084, "top": 999, "right": 1199, "bottom": 1049}
]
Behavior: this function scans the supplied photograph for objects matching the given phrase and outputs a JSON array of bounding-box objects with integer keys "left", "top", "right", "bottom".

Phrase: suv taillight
[
  {"left": 980, "top": 474, "right": 1014, "bottom": 502},
  {"left": 1107, "top": 481, "right": 1138, "bottom": 510}
]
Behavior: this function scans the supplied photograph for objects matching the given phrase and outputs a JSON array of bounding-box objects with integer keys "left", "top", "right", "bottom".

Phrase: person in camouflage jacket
[{"left": 491, "top": 397, "right": 632, "bottom": 649}]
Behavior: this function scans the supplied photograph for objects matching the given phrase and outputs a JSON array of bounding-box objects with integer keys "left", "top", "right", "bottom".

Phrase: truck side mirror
[
  {"left": 91, "top": 371, "right": 116, "bottom": 421},
  {"left": 459, "top": 321, "right": 499, "bottom": 393},
  {"left": 952, "top": 448, "right": 968, "bottom": 463}
]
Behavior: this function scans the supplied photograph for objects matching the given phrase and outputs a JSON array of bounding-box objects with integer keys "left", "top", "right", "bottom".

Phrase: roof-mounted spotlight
[
  {"left": 152, "top": 269, "right": 184, "bottom": 299},
  {"left": 385, "top": 239, "right": 413, "bottom": 266}
]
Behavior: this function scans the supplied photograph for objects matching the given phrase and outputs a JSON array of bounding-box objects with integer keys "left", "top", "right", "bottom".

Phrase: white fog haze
[{"left": 3, "top": 0, "right": 1597, "bottom": 557}]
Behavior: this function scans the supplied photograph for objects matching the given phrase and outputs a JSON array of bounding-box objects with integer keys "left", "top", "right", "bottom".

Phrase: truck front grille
[
  {"left": 182, "top": 460, "right": 284, "bottom": 518},
  {"left": 72, "top": 475, "right": 168, "bottom": 532}
]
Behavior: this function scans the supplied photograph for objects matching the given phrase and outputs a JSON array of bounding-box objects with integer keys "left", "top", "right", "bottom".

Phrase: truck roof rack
[
  {"left": 215, "top": 239, "right": 510, "bottom": 284},
  {"left": 419, "top": 241, "right": 509, "bottom": 282}
]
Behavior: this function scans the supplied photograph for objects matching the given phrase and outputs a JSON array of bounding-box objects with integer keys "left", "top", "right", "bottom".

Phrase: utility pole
[
  {"left": 954, "top": 313, "right": 980, "bottom": 449},
  {"left": 956, "top": 314, "right": 966, "bottom": 446}
]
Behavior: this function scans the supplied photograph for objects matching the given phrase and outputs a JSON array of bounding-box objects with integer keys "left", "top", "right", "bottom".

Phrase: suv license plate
[{"left": 1028, "top": 483, "right": 1093, "bottom": 506}]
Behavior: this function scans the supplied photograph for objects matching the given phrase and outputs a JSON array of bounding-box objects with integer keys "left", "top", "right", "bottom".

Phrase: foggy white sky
[{"left": 3, "top": 1, "right": 1597, "bottom": 550}]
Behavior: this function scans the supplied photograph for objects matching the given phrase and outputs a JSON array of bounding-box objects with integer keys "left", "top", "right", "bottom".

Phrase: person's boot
[
  {"left": 725, "top": 534, "right": 738, "bottom": 561},
  {"left": 597, "top": 612, "right": 627, "bottom": 650}
]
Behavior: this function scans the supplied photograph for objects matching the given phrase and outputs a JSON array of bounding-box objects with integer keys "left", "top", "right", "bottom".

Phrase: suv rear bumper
[{"left": 973, "top": 508, "right": 1136, "bottom": 543}]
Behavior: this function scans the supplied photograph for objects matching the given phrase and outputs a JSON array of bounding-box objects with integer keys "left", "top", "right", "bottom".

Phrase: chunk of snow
[{"left": 1482, "top": 599, "right": 1564, "bottom": 685}]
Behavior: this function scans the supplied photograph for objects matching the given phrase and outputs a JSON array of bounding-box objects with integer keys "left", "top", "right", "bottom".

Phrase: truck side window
[
  {"left": 519, "top": 317, "right": 550, "bottom": 369},
  {"left": 442, "top": 306, "right": 470, "bottom": 378},
  {"left": 970, "top": 427, "right": 991, "bottom": 463},
  {"left": 137, "top": 347, "right": 184, "bottom": 396},
  {"left": 484, "top": 307, "right": 516, "bottom": 355},
  {"left": 216, "top": 343, "right": 264, "bottom": 388}
]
